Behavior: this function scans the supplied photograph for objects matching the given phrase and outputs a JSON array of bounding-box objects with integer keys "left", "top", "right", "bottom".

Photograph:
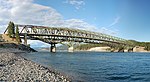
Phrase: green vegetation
[
  {"left": 6, "top": 22, "right": 21, "bottom": 44},
  {"left": 75, "top": 42, "right": 127, "bottom": 51},
  {"left": 75, "top": 42, "right": 130, "bottom": 51},
  {"left": 75, "top": 40, "right": 150, "bottom": 51},
  {"left": 15, "top": 25, "right": 21, "bottom": 44},
  {"left": 75, "top": 43, "right": 107, "bottom": 50},
  {"left": 60, "top": 39, "right": 150, "bottom": 51},
  {"left": 8, "top": 21, "right": 15, "bottom": 38},
  {"left": 129, "top": 40, "right": 150, "bottom": 51},
  {"left": 144, "top": 43, "right": 150, "bottom": 51}
]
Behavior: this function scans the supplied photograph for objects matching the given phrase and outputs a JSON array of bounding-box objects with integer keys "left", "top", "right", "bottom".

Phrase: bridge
[{"left": 4, "top": 24, "right": 132, "bottom": 52}]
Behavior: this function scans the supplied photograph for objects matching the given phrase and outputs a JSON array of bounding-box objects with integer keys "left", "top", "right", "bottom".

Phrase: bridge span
[{"left": 4, "top": 24, "right": 132, "bottom": 52}]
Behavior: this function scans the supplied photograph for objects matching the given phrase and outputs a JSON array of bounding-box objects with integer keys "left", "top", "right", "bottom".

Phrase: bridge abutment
[{"left": 50, "top": 43, "right": 56, "bottom": 53}]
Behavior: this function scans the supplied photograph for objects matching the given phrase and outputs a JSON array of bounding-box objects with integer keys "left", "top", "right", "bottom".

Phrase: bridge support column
[
  {"left": 24, "top": 33, "right": 27, "bottom": 45},
  {"left": 68, "top": 46, "right": 74, "bottom": 52},
  {"left": 50, "top": 43, "right": 56, "bottom": 53}
]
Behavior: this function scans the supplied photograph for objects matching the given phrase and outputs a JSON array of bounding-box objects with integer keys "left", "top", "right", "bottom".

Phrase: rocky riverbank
[
  {"left": 0, "top": 42, "right": 37, "bottom": 52},
  {"left": 0, "top": 50, "right": 70, "bottom": 81}
]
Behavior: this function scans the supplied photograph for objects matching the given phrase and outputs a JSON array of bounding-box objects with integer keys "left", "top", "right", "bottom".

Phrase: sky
[{"left": 0, "top": 0, "right": 150, "bottom": 47}]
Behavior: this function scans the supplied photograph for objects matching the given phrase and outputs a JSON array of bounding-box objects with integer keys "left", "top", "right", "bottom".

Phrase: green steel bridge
[{"left": 5, "top": 24, "right": 132, "bottom": 52}]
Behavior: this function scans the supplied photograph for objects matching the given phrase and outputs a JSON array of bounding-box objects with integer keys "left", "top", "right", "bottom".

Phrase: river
[{"left": 22, "top": 52, "right": 150, "bottom": 82}]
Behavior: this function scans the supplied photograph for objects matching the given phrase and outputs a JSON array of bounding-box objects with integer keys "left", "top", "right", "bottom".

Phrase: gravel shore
[{"left": 0, "top": 49, "right": 71, "bottom": 82}]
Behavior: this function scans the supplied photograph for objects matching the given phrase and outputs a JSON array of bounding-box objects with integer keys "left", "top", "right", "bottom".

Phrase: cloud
[
  {"left": 65, "top": 19, "right": 96, "bottom": 30},
  {"left": 64, "top": 0, "right": 85, "bottom": 9},
  {"left": 0, "top": 0, "right": 96, "bottom": 47},
  {"left": 0, "top": 0, "right": 120, "bottom": 47},
  {"left": 97, "top": 16, "right": 121, "bottom": 35},
  {"left": 98, "top": 27, "right": 118, "bottom": 35},
  {"left": 108, "top": 16, "right": 120, "bottom": 27},
  {"left": 0, "top": 0, "right": 96, "bottom": 31},
  {"left": 99, "top": 16, "right": 120, "bottom": 35}
]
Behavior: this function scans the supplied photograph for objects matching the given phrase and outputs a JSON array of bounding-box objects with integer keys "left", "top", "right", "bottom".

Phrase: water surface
[{"left": 22, "top": 52, "right": 150, "bottom": 82}]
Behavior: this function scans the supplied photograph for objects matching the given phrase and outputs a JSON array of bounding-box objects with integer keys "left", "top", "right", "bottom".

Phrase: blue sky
[
  {"left": 0, "top": 0, "right": 150, "bottom": 47},
  {"left": 34, "top": 0, "right": 150, "bottom": 42}
]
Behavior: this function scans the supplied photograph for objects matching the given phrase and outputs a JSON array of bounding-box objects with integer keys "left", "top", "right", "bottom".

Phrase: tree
[
  {"left": 144, "top": 43, "right": 150, "bottom": 51},
  {"left": 8, "top": 22, "right": 12, "bottom": 37},
  {"left": 7, "top": 21, "right": 15, "bottom": 37},
  {"left": 15, "top": 25, "right": 21, "bottom": 44}
]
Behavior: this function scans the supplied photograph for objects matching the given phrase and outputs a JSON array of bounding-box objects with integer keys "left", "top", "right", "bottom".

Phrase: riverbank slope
[{"left": 0, "top": 42, "right": 37, "bottom": 52}]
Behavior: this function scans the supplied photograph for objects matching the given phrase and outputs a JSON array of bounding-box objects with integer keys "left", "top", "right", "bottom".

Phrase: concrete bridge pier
[
  {"left": 61, "top": 42, "right": 76, "bottom": 52},
  {"left": 50, "top": 43, "right": 56, "bottom": 53},
  {"left": 68, "top": 46, "right": 74, "bottom": 52},
  {"left": 67, "top": 42, "right": 78, "bottom": 52},
  {"left": 24, "top": 33, "right": 27, "bottom": 45}
]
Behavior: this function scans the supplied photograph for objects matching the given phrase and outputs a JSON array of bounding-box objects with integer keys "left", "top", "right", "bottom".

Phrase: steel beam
[{"left": 15, "top": 24, "right": 131, "bottom": 46}]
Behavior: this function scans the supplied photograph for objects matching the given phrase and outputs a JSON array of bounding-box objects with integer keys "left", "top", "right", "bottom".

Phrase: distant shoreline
[{"left": 39, "top": 46, "right": 150, "bottom": 53}]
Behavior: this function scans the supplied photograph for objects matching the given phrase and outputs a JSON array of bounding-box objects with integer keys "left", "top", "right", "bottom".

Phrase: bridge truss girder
[{"left": 17, "top": 24, "right": 131, "bottom": 46}]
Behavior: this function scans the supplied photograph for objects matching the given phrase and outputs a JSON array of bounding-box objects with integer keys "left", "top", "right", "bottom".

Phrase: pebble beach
[{"left": 0, "top": 48, "right": 71, "bottom": 82}]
